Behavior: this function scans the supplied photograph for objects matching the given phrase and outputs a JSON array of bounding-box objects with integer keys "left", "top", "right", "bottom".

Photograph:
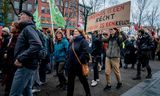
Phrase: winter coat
[
  {"left": 68, "top": 35, "right": 90, "bottom": 70},
  {"left": 54, "top": 38, "right": 69, "bottom": 62},
  {"left": 136, "top": 33, "right": 154, "bottom": 57},
  {"left": 124, "top": 39, "right": 137, "bottom": 64},
  {"left": 91, "top": 35, "right": 102, "bottom": 56},
  {"left": 14, "top": 21, "right": 42, "bottom": 70},
  {"left": 0, "top": 35, "right": 10, "bottom": 57},
  {"left": 102, "top": 35, "right": 124, "bottom": 58}
]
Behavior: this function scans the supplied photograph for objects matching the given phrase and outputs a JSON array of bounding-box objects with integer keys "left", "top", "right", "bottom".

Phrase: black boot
[
  {"left": 86, "top": 93, "right": 91, "bottom": 96},
  {"left": 103, "top": 85, "right": 111, "bottom": 91},
  {"left": 132, "top": 76, "right": 141, "bottom": 80},
  {"left": 116, "top": 82, "right": 122, "bottom": 89},
  {"left": 146, "top": 74, "right": 152, "bottom": 79}
]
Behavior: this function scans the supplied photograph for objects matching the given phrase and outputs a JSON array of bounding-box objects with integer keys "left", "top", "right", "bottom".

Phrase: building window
[
  {"left": 8, "top": 13, "right": 12, "bottom": 21},
  {"left": 56, "top": 0, "right": 60, "bottom": 6},
  {"left": 41, "top": 17, "right": 45, "bottom": 23},
  {"left": 65, "top": 2, "right": 68, "bottom": 7},
  {"left": 41, "top": 6, "right": 45, "bottom": 13},
  {"left": 61, "top": 0, "right": 63, "bottom": 6},
  {"left": 46, "top": 8, "right": 50, "bottom": 14},
  {"left": 14, "top": 1, "right": 19, "bottom": 9},
  {"left": 22, "top": 4, "right": 26, "bottom": 10},
  {"left": 27, "top": 4, "right": 32, "bottom": 11},
  {"left": 41, "top": 0, "right": 46, "bottom": 2}
]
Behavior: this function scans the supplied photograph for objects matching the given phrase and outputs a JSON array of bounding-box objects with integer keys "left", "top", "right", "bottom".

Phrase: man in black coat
[
  {"left": 9, "top": 11, "right": 42, "bottom": 96},
  {"left": 133, "top": 29, "right": 153, "bottom": 80}
]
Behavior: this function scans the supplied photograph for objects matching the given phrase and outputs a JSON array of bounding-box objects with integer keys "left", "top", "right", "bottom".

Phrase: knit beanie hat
[
  {"left": 21, "top": 10, "right": 34, "bottom": 21},
  {"left": 2, "top": 27, "right": 10, "bottom": 33}
]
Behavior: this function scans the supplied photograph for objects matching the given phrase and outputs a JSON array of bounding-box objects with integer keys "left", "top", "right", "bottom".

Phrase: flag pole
[{"left": 49, "top": 0, "right": 55, "bottom": 37}]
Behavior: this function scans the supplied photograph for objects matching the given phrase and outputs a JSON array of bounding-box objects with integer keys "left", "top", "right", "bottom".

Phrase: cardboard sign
[{"left": 87, "top": 1, "right": 131, "bottom": 32}]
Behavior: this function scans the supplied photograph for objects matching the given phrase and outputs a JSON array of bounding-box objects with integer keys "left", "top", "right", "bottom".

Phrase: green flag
[
  {"left": 49, "top": 0, "right": 66, "bottom": 28},
  {"left": 33, "top": 6, "right": 42, "bottom": 30}
]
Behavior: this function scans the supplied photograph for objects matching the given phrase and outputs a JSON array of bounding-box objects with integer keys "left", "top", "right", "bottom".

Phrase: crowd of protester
[{"left": 0, "top": 10, "right": 160, "bottom": 96}]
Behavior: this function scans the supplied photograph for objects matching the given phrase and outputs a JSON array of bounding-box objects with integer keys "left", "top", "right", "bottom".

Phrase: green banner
[
  {"left": 49, "top": 0, "right": 66, "bottom": 28},
  {"left": 33, "top": 6, "right": 42, "bottom": 30}
]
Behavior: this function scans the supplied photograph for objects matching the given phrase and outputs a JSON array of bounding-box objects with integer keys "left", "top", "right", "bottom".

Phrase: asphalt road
[{"left": 1, "top": 60, "right": 160, "bottom": 96}]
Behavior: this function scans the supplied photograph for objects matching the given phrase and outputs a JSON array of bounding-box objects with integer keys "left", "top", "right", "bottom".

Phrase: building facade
[
  {"left": 38, "top": 0, "right": 79, "bottom": 32},
  {"left": 11, "top": 0, "right": 36, "bottom": 22},
  {"left": 1, "top": 0, "right": 79, "bottom": 33}
]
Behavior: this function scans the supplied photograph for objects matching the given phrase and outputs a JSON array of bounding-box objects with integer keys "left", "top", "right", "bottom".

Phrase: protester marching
[{"left": 0, "top": 0, "right": 160, "bottom": 96}]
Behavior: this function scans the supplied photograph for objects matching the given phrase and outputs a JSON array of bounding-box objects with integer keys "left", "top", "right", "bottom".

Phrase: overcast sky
[{"left": 79, "top": 0, "right": 160, "bottom": 24}]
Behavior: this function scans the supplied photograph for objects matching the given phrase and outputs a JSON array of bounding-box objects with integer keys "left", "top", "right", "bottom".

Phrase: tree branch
[{"left": 8, "top": 0, "right": 18, "bottom": 16}]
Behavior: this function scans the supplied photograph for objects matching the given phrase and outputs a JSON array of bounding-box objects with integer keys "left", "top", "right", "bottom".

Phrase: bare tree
[
  {"left": 8, "top": 0, "right": 28, "bottom": 16},
  {"left": 134, "top": 0, "right": 150, "bottom": 27},
  {"left": 147, "top": 5, "right": 160, "bottom": 29},
  {"left": 81, "top": 0, "right": 92, "bottom": 31},
  {"left": 88, "top": 0, "right": 104, "bottom": 13},
  {"left": 79, "top": 0, "right": 105, "bottom": 31},
  {"left": 58, "top": 0, "right": 78, "bottom": 29},
  {"left": 2, "top": 0, "right": 9, "bottom": 25},
  {"left": 108, "top": 0, "right": 119, "bottom": 6}
]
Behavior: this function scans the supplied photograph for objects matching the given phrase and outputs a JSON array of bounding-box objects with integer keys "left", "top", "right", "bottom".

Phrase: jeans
[{"left": 9, "top": 67, "right": 35, "bottom": 96}]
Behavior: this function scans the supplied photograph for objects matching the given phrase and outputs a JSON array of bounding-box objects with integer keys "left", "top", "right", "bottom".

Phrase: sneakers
[
  {"left": 103, "top": 85, "right": 111, "bottom": 91},
  {"left": 32, "top": 88, "right": 41, "bottom": 93},
  {"left": 40, "top": 81, "right": 47, "bottom": 85},
  {"left": 132, "top": 76, "right": 141, "bottom": 80},
  {"left": 98, "top": 64, "right": 102, "bottom": 72},
  {"left": 91, "top": 80, "right": 98, "bottom": 87},
  {"left": 116, "top": 82, "right": 122, "bottom": 89},
  {"left": 91, "top": 79, "right": 100, "bottom": 82},
  {"left": 146, "top": 74, "right": 152, "bottom": 79}
]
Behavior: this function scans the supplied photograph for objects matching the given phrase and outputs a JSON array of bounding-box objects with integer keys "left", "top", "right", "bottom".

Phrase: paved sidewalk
[{"left": 121, "top": 71, "right": 160, "bottom": 96}]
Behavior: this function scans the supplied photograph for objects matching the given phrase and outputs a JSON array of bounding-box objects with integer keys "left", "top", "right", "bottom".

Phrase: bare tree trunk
[{"left": 8, "top": 0, "right": 18, "bottom": 16}]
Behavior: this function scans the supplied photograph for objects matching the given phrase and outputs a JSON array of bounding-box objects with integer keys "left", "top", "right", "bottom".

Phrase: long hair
[
  {"left": 55, "top": 29, "right": 64, "bottom": 41},
  {"left": 75, "top": 28, "right": 87, "bottom": 39},
  {"left": 8, "top": 22, "right": 20, "bottom": 48}
]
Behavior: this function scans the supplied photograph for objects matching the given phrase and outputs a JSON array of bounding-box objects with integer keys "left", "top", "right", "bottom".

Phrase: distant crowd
[{"left": 0, "top": 10, "right": 160, "bottom": 96}]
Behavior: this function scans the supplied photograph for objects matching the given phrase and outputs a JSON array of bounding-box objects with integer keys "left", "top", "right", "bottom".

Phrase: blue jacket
[
  {"left": 54, "top": 38, "right": 69, "bottom": 62},
  {"left": 14, "top": 21, "right": 42, "bottom": 70}
]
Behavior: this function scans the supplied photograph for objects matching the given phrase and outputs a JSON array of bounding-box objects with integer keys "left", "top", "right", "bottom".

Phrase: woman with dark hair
[
  {"left": 2, "top": 22, "right": 20, "bottom": 96},
  {"left": 67, "top": 28, "right": 91, "bottom": 96}
]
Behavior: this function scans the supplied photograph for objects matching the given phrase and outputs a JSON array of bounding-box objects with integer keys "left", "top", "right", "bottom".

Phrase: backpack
[{"left": 36, "top": 30, "right": 48, "bottom": 60}]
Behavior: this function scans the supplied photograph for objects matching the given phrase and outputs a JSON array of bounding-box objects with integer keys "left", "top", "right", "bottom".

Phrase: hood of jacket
[
  {"left": 73, "top": 35, "right": 84, "bottom": 42},
  {"left": 19, "top": 20, "right": 35, "bottom": 31}
]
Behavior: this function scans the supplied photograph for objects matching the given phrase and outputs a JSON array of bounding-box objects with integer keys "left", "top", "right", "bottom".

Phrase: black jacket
[
  {"left": 68, "top": 35, "right": 90, "bottom": 70},
  {"left": 137, "top": 33, "right": 154, "bottom": 51},
  {"left": 91, "top": 34, "right": 102, "bottom": 57},
  {"left": 14, "top": 21, "right": 42, "bottom": 70}
]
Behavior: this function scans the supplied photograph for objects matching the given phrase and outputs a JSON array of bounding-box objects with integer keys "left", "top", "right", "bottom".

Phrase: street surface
[{"left": 0, "top": 60, "right": 160, "bottom": 96}]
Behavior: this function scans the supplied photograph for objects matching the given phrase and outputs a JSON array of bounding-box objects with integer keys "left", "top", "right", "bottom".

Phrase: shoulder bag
[{"left": 71, "top": 42, "right": 89, "bottom": 76}]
